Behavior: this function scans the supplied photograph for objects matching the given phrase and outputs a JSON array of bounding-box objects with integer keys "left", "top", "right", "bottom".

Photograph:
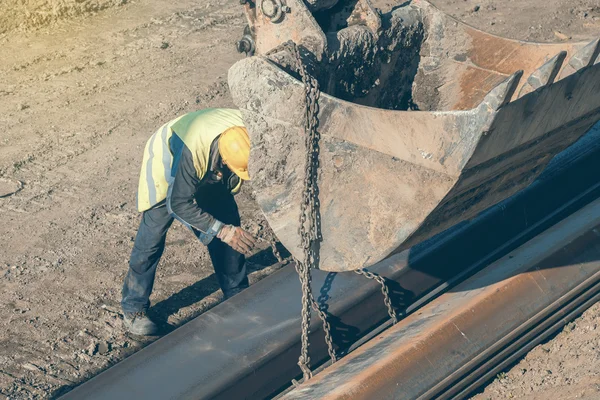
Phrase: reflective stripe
[
  {"left": 137, "top": 109, "right": 245, "bottom": 212},
  {"left": 145, "top": 132, "right": 158, "bottom": 206},
  {"left": 202, "top": 219, "right": 224, "bottom": 244},
  {"left": 230, "top": 178, "right": 243, "bottom": 195}
]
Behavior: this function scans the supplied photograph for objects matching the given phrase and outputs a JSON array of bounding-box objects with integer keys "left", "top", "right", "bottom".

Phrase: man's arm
[
  {"left": 166, "top": 138, "right": 257, "bottom": 254},
  {"left": 167, "top": 144, "right": 223, "bottom": 242}
]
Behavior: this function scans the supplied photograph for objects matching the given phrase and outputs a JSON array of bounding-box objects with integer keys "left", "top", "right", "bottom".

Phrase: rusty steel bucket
[{"left": 228, "top": 0, "right": 600, "bottom": 272}]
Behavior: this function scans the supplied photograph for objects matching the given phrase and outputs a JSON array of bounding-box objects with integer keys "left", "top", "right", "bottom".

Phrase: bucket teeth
[
  {"left": 481, "top": 70, "right": 523, "bottom": 111},
  {"left": 559, "top": 38, "right": 600, "bottom": 79},
  {"left": 518, "top": 52, "right": 567, "bottom": 98}
]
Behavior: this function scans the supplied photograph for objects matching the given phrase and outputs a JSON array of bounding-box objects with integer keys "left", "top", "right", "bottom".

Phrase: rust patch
[
  {"left": 465, "top": 28, "right": 578, "bottom": 76},
  {"left": 454, "top": 65, "right": 508, "bottom": 110}
]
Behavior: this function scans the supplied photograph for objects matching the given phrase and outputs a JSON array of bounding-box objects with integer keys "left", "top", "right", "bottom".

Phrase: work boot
[{"left": 123, "top": 311, "right": 159, "bottom": 336}]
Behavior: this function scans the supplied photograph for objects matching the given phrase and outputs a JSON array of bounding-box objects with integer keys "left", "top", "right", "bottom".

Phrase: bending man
[{"left": 122, "top": 108, "right": 257, "bottom": 335}]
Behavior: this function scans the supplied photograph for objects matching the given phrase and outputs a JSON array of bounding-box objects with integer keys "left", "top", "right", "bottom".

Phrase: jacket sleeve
[{"left": 166, "top": 142, "right": 223, "bottom": 244}]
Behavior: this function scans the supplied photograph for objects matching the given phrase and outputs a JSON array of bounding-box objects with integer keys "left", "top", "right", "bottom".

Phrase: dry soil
[{"left": 0, "top": 0, "right": 598, "bottom": 398}]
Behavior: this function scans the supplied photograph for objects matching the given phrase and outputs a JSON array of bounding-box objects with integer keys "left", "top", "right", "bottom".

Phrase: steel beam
[
  {"left": 60, "top": 124, "right": 600, "bottom": 400},
  {"left": 283, "top": 197, "right": 600, "bottom": 400}
]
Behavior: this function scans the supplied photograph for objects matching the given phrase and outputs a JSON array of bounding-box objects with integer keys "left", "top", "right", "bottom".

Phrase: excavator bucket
[{"left": 228, "top": 0, "right": 600, "bottom": 272}]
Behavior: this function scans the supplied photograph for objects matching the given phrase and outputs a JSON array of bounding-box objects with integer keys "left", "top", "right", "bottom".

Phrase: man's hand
[{"left": 217, "top": 225, "right": 257, "bottom": 254}]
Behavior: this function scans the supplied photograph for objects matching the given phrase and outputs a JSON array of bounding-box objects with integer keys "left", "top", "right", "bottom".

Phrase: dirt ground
[
  {"left": 470, "top": 302, "right": 600, "bottom": 400},
  {"left": 0, "top": 0, "right": 598, "bottom": 398}
]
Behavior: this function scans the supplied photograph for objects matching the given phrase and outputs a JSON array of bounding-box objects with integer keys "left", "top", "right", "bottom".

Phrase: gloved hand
[{"left": 217, "top": 224, "right": 257, "bottom": 254}]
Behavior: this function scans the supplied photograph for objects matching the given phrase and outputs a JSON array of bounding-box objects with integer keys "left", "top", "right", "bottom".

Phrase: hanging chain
[
  {"left": 296, "top": 264, "right": 313, "bottom": 380},
  {"left": 257, "top": 225, "right": 285, "bottom": 264},
  {"left": 355, "top": 269, "right": 398, "bottom": 324},
  {"left": 270, "top": 41, "right": 338, "bottom": 380},
  {"left": 268, "top": 236, "right": 284, "bottom": 264},
  {"left": 311, "top": 299, "right": 337, "bottom": 363},
  {"left": 266, "top": 41, "right": 401, "bottom": 378}
]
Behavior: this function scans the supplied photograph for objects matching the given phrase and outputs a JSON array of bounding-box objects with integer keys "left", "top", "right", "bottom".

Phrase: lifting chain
[
  {"left": 354, "top": 269, "right": 398, "bottom": 324},
  {"left": 266, "top": 40, "right": 398, "bottom": 380},
  {"left": 257, "top": 225, "right": 285, "bottom": 264},
  {"left": 270, "top": 41, "right": 337, "bottom": 380}
]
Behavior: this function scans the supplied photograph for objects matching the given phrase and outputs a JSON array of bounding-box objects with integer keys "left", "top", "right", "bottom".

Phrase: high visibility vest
[{"left": 137, "top": 108, "right": 245, "bottom": 212}]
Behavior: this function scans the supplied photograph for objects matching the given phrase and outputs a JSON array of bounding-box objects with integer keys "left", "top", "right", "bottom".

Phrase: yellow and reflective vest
[{"left": 137, "top": 108, "right": 245, "bottom": 212}]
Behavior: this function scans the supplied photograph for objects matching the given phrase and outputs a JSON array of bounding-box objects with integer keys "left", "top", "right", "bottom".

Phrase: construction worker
[{"left": 121, "top": 108, "right": 257, "bottom": 336}]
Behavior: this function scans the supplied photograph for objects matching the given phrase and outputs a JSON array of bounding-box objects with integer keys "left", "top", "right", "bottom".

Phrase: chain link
[
  {"left": 355, "top": 269, "right": 398, "bottom": 324},
  {"left": 311, "top": 300, "right": 337, "bottom": 362},
  {"left": 256, "top": 225, "right": 285, "bottom": 264},
  {"left": 268, "top": 237, "right": 284, "bottom": 264}
]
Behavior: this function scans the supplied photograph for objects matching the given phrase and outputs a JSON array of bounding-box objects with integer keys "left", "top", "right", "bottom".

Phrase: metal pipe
[
  {"left": 61, "top": 125, "right": 600, "bottom": 400},
  {"left": 282, "top": 197, "right": 600, "bottom": 400}
]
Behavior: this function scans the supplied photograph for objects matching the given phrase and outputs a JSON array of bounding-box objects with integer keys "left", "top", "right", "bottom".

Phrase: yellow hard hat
[{"left": 218, "top": 126, "right": 251, "bottom": 181}]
